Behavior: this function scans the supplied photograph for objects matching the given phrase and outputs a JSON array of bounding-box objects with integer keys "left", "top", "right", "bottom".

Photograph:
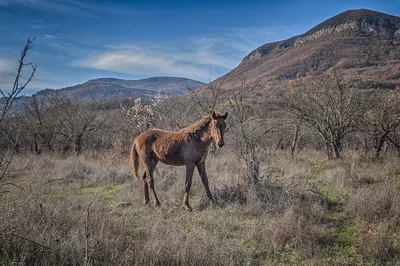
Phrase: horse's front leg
[
  {"left": 197, "top": 162, "right": 213, "bottom": 200},
  {"left": 142, "top": 172, "right": 150, "bottom": 205},
  {"left": 183, "top": 164, "right": 195, "bottom": 211}
]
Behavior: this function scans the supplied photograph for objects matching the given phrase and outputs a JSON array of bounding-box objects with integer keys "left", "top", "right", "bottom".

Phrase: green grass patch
[
  {"left": 271, "top": 250, "right": 308, "bottom": 266},
  {"left": 319, "top": 213, "right": 368, "bottom": 265},
  {"left": 79, "top": 183, "right": 125, "bottom": 208},
  {"left": 320, "top": 186, "right": 344, "bottom": 205}
]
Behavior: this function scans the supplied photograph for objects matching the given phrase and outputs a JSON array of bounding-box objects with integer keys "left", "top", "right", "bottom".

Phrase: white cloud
[
  {"left": 0, "top": 57, "right": 15, "bottom": 71},
  {"left": 44, "top": 34, "right": 56, "bottom": 39},
  {"left": 0, "top": 57, "right": 65, "bottom": 94},
  {"left": 74, "top": 37, "right": 248, "bottom": 82},
  {"left": 30, "top": 25, "right": 43, "bottom": 29},
  {"left": 75, "top": 48, "right": 210, "bottom": 81},
  {"left": 0, "top": 58, "right": 16, "bottom": 92}
]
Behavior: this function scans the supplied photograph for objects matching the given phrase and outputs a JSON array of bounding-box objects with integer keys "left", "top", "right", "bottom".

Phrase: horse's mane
[{"left": 181, "top": 114, "right": 212, "bottom": 134}]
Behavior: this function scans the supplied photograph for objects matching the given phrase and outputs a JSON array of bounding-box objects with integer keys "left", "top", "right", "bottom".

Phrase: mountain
[
  {"left": 216, "top": 9, "right": 400, "bottom": 93},
  {"left": 35, "top": 77, "right": 205, "bottom": 102},
  {"left": 1, "top": 76, "right": 204, "bottom": 113}
]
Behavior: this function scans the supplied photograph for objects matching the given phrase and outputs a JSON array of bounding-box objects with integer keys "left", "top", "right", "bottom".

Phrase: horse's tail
[{"left": 130, "top": 140, "right": 139, "bottom": 180}]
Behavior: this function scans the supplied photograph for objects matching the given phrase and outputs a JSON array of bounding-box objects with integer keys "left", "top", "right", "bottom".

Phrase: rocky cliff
[
  {"left": 215, "top": 9, "right": 400, "bottom": 95},
  {"left": 243, "top": 9, "right": 400, "bottom": 62}
]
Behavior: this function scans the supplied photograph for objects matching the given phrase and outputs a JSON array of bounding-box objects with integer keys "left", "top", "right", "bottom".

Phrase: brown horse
[{"left": 130, "top": 111, "right": 227, "bottom": 211}]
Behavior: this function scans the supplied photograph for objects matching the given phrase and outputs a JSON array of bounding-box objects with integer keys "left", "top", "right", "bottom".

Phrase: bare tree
[
  {"left": 155, "top": 96, "right": 195, "bottom": 130},
  {"left": 285, "top": 73, "right": 365, "bottom": 159},
  {"left": 0, "top": 38, "right": 36, "bottom": 184},
  {"left": 364, "top": 89, "right": 400, "bottom": 158},
  {"left": 387, "top": 127, "right": 400, "bottom": 157},
  {"left": 54, "top": 99, "right": 106, "bottom": 155},
  {"left": 223, "top": 77, "right": 277, "bottom": 183},
  {"left": 14, "top": 95, "right": 57, "bottom": 153},
  {"left": 187, "top": 79, "right": 227, "bottom": 115},
  {"left": 0, "top": 38, "right": 36, "bottom": 123},
  {"left": 383, "top": 89, "right": 400, "bottom": 157}
]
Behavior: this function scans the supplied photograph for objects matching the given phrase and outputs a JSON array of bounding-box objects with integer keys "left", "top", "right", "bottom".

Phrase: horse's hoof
[
  {"left": 143, "top": 201, "right": 150, "bottom": 206},
  {"left": 155, "top": 202, "right": 161, "bottom": 208},
  {"left": 183, "top": 205, "right": 192, "bottom": 212}
]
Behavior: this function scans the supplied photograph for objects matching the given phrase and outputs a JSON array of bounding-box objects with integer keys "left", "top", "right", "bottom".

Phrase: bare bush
[
  {"left": 269, "top": 204, "right": 319, "bottom": 252},
  {"left": 345, "top": 184, "right": 400, "bottom": 223}
]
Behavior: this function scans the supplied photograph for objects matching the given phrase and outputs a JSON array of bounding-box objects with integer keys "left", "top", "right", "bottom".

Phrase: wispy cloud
[
  {"left": 0, "top": 56, "right": 66, "bottom": 94},
  {"left": 30, "top": 25, "right": 43, "bottom": 29},
  {"left": 74, "top": 37, "right": 245, "bottom": 82},
  {"left": 0, "top": 58, "right": 16, "bottom": 90},
  {"left": 74, "top": 46, "right": 209, "bottom": 81},
  {"left": 0, "top": 57, "right": 20, "bottom": 92},
  {"left": 0, "top": 57, "right": 15, "bottom": 72},
  {"left": 73, "top": 26, "right": 281, "bottom": 82},
  {"left": 44, "top": 34, "right": 56, "bottom": 39}
]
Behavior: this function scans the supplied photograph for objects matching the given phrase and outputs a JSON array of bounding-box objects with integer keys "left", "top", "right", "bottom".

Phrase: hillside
[
  {"left": 216, "top": 9, "right": 400, "bottom": 93},
  {"left": 35, "top": 76, "right": 204, "bottom": 102},
  {"left": 2, "top": 77, "right": 204, "bottom": 112}
]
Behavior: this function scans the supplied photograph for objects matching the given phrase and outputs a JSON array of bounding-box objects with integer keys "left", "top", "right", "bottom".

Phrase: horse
[{"left": 130, "top": 111, "right": 228, "bottom": 211}]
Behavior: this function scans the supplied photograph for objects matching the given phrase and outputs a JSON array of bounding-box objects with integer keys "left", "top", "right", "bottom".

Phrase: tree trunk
[
  {"left": 332, "top": 143, "right": 341, "bottom": 159},
  {"left": 247, "top": 148, "right": 260, "bottom": 184},
  {"left": 75, "top": 134, "right": 83, "bottom": 155},
  {"left": 47, "top": 139, "right": 53, "bottom": 152},
  {"left": 291, "top": 123, "right": 300, "bottom": 157},
  {"left": 363, "top": 133, "right": 369, "bottom": 156},
  {"left": 275, "top": 136, "right": 282, "bottom": 151},
  {"left": 325, "top": 142, "right": 333, "bottom": 159},
  {"left": 33, "top": 133, "right": 40, "bottom": 154},
  {"left": 374, "top": 136, "right": 386, "bottom": 158}
]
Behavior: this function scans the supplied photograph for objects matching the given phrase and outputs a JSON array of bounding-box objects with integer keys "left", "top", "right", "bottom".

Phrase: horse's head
[{"left": 210, "top": 111, "right": 228, "bottom": 148}]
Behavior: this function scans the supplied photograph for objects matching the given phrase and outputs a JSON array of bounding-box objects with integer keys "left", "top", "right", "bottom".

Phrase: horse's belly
[{"left": 158, "top": 154, "right": 185, "bottom": 166}]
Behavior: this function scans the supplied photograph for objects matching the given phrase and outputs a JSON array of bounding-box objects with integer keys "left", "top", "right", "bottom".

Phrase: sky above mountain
[{"left": 0, "top": 0, "right": 399, "bottom": 95}]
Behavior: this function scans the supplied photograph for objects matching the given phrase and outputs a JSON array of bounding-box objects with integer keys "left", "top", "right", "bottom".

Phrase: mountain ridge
[
  {"left": 243, "top": 9, "right": 400, "bottom": 62},
  {"left": 55, "top": 76, "right": 205, "bottom": 101},
  {"left": 28, "top": 76, "right": 204, "bottom": 101},
  {"left": 215, "top": 8, "right": 400, "bottom": 94},
  {"left": 2, "top": 76, "right": 204, "bottom": 112}
]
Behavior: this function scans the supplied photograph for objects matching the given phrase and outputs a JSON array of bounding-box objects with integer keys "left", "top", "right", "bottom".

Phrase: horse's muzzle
[{"left": 218, "top": 141, "right": 224, "bottom": 147}]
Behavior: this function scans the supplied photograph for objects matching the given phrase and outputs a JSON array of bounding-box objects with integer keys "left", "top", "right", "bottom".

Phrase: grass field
[{"left": 1, "top": 149, "right": 400, "bottom": 265}]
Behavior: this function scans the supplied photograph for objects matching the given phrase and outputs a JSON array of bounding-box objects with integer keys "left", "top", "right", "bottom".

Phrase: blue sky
[{"left": 0, "top": 0, "right": 399, "bottom": 95}]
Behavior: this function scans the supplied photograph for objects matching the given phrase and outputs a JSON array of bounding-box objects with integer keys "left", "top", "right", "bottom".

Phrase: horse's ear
[
  {"left": 222, "top": 112, "right": 228, "bottom": 120},
  {"left": 211, "top": 111, "right": 217, "bottom": 120}
]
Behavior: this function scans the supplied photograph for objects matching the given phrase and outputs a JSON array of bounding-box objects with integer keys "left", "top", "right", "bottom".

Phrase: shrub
[{"left": 345, "top": 184, "right": 400, "bottom": 223}]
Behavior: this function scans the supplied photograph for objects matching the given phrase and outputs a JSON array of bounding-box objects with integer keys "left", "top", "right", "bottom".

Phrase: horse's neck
[{"left": 193, "top": 123, "right": 213, "bottom": 146}]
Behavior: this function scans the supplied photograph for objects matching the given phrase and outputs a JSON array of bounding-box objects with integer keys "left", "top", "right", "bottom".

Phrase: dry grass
[{"left": 1, "top": 150, "right": 400, "bottom": 265}]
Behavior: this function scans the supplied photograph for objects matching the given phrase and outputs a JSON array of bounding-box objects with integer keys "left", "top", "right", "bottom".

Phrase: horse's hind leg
[
  {"left": 145, "top": 158, "right": 160, "bottom": 208},
  {"left": 142, "top": 172, "right": 150, "bottom": 205}
]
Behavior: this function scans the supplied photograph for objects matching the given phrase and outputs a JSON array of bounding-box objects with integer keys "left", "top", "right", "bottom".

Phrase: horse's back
[
  {"left": 135, "top": 129, "right": 187, "bottom": 150},
  {"left": 134, "top": 129, "right": 188, "bottom": 165}
]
